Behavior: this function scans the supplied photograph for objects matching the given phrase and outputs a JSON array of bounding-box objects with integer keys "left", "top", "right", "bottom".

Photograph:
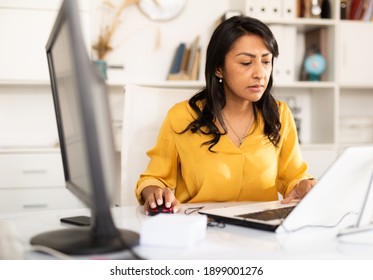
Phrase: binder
[
  {"left": 269, "top": 25, "right": 296, "bottom": 84},
  {"left": 268, "top": 0, "right": 282, "bottom": 19},
  {"left": 245, "top": 0, "right": 262, "bottom": 18},
  {"left": 247, "top": 0, "right": 281, "bottom": 20},
  {"left": 245, "top": 0, "right": 255, "bottom": 16},
  {"left": 282, "top": 0, "right": 297, "bottom": 19},
  {"left": 246, "top": 0, "right": 296, "bottom": 19}
]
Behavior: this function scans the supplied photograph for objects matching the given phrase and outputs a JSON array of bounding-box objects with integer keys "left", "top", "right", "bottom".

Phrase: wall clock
[{"left": 137, "top": 0, "right": 186, "bottom": 21}]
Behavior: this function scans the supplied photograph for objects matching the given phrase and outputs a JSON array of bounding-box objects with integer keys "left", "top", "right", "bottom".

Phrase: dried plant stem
[{"left": 92, "top": 0, "right": 139, "bottom": 60}]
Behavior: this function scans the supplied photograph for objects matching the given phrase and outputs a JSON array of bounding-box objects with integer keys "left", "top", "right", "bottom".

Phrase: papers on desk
[{"left": 140, "top": 214, "right": 207, "bottom": 248}]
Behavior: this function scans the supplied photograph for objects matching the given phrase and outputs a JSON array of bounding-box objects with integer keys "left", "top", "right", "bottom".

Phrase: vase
[{"left": 93, "top": 59, "right": 107, "bottom": 80}]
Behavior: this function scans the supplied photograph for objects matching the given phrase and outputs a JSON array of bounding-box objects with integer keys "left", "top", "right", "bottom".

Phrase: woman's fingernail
[
  {"left": 150, "top": 202, "right": 156, "bottom": 209},
  {"left": 157, "top": 199, "right": 163, "bottom": 205},
  {"left": 165, "top": 202, "right": 171, "bottom": 208}
]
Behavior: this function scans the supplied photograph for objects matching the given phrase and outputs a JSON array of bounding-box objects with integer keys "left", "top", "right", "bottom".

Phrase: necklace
[{"left": 223, "top": 114, "right": 253, "bottom": 146}]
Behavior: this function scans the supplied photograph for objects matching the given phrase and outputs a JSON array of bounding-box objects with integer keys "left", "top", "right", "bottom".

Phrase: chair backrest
[{"left": 120, "top": 84, "right": 198, "bottom": 205}]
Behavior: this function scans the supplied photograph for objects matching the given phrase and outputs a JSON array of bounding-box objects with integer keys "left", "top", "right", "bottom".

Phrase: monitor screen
[{"left": 30, "top": 0, "right": 139, "bottom": 256}]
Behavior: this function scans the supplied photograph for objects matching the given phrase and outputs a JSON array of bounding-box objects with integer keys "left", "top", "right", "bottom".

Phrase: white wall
[{"left": 91, "top": 0, "right": 232, "bottom": 82}]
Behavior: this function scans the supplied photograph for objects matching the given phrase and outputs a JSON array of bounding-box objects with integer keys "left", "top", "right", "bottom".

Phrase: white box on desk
[{"left": 140, "top": 214, "right": 207, "bottom": 248}]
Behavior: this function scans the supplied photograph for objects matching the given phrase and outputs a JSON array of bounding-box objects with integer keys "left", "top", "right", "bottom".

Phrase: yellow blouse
[{"left": 135, "top": 100, "right": 311, "bottom": 204}]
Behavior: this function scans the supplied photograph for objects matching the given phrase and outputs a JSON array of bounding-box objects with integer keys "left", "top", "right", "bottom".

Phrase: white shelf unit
[{"left": 338, "top": 20, "right": 373, "bottom": 150}]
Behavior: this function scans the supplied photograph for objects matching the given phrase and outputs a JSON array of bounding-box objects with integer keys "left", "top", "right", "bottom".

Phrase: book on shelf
[
  {"left": 168, "top": 42, "right": 186, "bottom": 75},
  {"left": 342, "top": 0, "right": 373, "bottom": 20},
  {"left": 362, "top": 0, "right": 373, "bottom": 20},
  {"left": 167, "top": 36, "right": 200, "bottom": 81}
]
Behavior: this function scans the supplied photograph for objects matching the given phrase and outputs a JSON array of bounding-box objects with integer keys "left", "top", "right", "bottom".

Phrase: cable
[
  {"left": 280, "top": 211, "right": 357, "bottom": 233},
  {"left": 184, "top": 206, "right": 205, "bottom": 215},
  {"left": 28, "top": 245, "right": 74, "bottom": 260}
]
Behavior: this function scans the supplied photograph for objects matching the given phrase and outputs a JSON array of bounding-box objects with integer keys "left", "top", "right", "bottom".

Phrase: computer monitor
[{"left": 30, "top": 0, "right": 139, "bottom": 255}]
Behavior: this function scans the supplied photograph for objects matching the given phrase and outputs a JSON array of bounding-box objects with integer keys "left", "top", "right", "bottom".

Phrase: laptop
[{"left": 199, "top": 145, "right": 373, "bottom": 233}]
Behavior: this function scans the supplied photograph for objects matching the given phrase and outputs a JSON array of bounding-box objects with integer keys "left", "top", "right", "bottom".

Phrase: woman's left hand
[{"left": 281, "top": 178, "right": 317, "bottom": 204}]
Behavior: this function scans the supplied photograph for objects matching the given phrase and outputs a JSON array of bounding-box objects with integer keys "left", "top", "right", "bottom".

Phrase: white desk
[{"left": 1, "top": 203, "right": 372, "bottom": 260}]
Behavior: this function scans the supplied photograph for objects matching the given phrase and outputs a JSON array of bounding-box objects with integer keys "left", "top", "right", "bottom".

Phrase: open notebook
[{"left": 199, "top": 146, "right": 373, "bottom": 233}]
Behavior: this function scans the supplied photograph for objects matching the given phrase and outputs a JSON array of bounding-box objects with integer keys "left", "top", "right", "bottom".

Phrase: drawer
[
  {"left": 0, "top": 188, "right": 84, "bottom": 213},
  {"left": 0, "top": 152, "right": 64, "bottom": 188}
]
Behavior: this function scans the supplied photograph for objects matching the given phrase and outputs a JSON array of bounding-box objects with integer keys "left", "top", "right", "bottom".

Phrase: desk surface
[{"left": 1, "top": 203, "right": 372, "bottom": 260}]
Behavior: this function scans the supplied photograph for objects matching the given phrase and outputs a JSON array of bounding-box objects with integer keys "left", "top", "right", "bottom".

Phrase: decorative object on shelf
[
  {"left": 93, "top": 59, "right": 108, "bottom": 80},
  {"left": 302, "top": 0, "right": 322, "bottom": 18},
  {"left": 304, "top": 52, "right": 326, "bottom": 81},
  {"left": 311, "top": 0, "right": 322, "bottom": 17},
  {"left": 92, "top": 0, "right": 138, "bottom": 60},
  {"left": 137, "top": 0, "right": 186, "bottom": 21}
]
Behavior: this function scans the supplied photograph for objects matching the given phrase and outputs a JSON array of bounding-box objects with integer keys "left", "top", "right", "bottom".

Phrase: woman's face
[{"left": 216, "top": 34, "right": 273, "bottom": 104}]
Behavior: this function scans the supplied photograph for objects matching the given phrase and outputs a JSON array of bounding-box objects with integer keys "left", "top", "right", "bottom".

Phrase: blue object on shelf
[
  {"left": 93, "top": 59, "right": 107, "bottom": 80},
  {"left": 304, "top": 53, "right": 326, "bottom": 81}
]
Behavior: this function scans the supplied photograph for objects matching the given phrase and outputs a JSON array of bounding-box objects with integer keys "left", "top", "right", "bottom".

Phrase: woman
[{"left": 136, "top": 16, "right": 316, "bottom": 215}]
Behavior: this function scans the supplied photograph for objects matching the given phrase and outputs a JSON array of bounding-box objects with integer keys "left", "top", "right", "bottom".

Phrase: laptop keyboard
[{"left": 235, "top": 206, "right": 296, "bottom": 221}]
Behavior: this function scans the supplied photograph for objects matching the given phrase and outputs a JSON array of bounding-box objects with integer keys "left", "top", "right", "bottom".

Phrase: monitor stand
[
  {"left": 337, "top": 224, "right": 373, "bottom": 245},
  {"left": 30, "top": 210, "right": 140, "bottom": 256}
]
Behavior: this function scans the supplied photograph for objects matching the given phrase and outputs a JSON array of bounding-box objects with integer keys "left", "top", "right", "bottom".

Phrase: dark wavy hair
[{"left": 183, "top": 16, "right": 280, "bottom": 152}]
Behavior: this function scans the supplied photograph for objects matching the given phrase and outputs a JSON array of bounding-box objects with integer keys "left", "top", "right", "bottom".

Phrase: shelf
[
  {"left": 0, "top": 79, "right": 50, "bottom": 86},
  {"left": 0, "top": 79, "right": 337, "bottom": 91},
  {"left": 264, "top": 18, "right": 337, "bottom": 27},
  {"left": 124, "top": 80, "right": 206, "bottom": 89},
  {"left": 340, "top": 84, "right": 373, "bottom": 90},
  {"left": 0, "top": 147, "right": 60, "bottom": 154},
  {"left": 122, "top": 80, "right": 336, "bottom": 90},
  {"left": 274, "top": 81, "right": 336, "bottom": 89}
]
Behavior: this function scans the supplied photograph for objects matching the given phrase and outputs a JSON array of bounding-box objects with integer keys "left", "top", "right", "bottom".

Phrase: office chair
[{"left": 120, "top": 83, "right": 197, "bottom": 206}]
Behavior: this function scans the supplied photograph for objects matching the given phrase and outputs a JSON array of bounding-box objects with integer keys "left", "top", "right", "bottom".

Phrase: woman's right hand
[{"left": 141, "top": 185, "right": 181, "bottom": 215}]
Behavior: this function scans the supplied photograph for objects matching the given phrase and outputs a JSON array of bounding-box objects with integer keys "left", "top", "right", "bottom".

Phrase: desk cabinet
[
  {"left": 0, "top": 152, "right": 64, "bottom": 188},
  {"left": 0, "top": 188, "right": 82, "bottom": 213},
  {"left": 0, "top": 149, "right": 83, "bottom": 213}
]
